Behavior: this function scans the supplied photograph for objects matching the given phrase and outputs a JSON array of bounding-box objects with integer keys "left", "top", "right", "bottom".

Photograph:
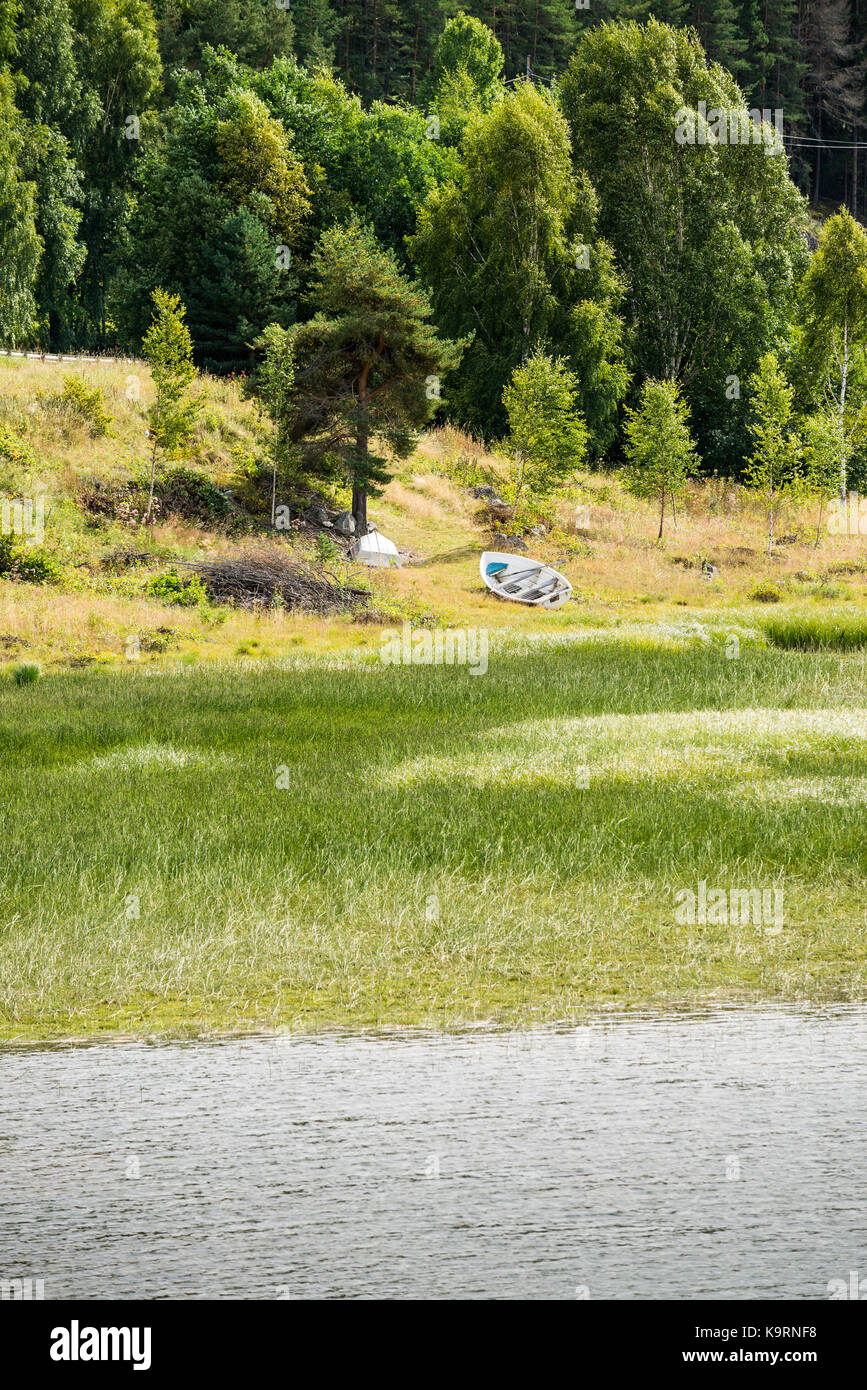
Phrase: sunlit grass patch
[
  {"left": 762, "top": 609, "right": 867, "bottom": 651},
  {"left": 0, "top": 640, "right": 865, "bottom": 1040},
  {"left": 388, "top": 706, "right": 867, "bottom": 792}
]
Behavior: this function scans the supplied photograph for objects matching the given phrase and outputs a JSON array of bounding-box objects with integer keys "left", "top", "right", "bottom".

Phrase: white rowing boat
[{"left": 479, "top": 550, "right": 572, "bottom": 609}]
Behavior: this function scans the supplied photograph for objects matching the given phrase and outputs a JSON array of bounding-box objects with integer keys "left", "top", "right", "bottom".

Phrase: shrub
[
  {"left": 58, "top": 376, "right": 113, "bottom": 436},
  {"left": 811, "top": 581, "right": 846, "bottom": 601},
  {"left": 748, "top": 579, "right": 783, "bottom": 603},
  {"left": 0, "top": 426, "right": 37, "bottom": 468},
  {"left": 101, "top": 545, "right": 151, "bottom": 571},
  {"left": 135, "top": 626, "right": 181, "bottom": 652},
  {"left": 314, "top": 532, "right": 341, "bottom": 563},
  {"left": 146, "top": 570, "right": 209, "bottom": 607},
  {"left": 11, "top": 662, "right": 40, "bottom": 685},
  {"left": 79, "top": 478, "right": 146, "bottom": 527},
  {"left": 157, "top": 466, "right": 232, "bottom": 522},
  {"left": 0, "top": 533, "right": 61, "bottom": 583}
]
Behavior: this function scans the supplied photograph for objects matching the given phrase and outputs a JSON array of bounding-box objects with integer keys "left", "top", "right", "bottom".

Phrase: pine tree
[
  {"left": 690, "top": 1, "right": 749, "bottom": 84},
  {"left": 762, "top": 0, "right": 809, "bottom": 114},
  {"left": 293, "top": 0, "right": 342, "bottom": 70},
  {"left": 287, "top": 221, "right": 462, "bottom": 534},
  {"left": 183, "top": 209, "right": 298, "bottom": 373}
]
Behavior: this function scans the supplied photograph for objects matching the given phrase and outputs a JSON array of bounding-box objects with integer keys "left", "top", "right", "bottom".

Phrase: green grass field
[
  {"left": 2, "top": 633, "right": 865, "bottom": 1041},
  {"left": 2, "top": 359, "right": 867, "bottom": 1041}
]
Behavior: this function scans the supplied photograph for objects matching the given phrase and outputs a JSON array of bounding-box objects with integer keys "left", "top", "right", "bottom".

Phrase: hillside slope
[{"left": 0, "top": 356, "right": 866, "bottom": 673}]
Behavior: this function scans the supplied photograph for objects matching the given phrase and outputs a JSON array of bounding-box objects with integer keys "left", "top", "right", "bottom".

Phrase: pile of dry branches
[{"left": 190, "top": 546, "right": 368, "bottom": 614}]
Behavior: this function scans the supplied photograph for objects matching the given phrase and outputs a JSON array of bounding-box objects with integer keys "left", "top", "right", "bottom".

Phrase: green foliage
[
  {"left": 11, "top": 662, "right": 41, "bottom": 685},
  {"left": 313, "top": 531, "right": 340, "bottom": 562},
  {"left": 146, "top": 570, "right": 209, "bottom": 607},
  {"left": 798, "top": 410, "right": 850, "bottom": 544},
  {"left": 793, "top": 210, "right": 867, "bottom": 498},
  {"left": 411, "top": 82, "right": 629, "bottom": 447},
  {"left": 135, "top": 623, "right": 182, "bottom": 650},
  {"left": 68, "top": 0, "right": 163, "bottom": 346},
  {"left": 154, "top": 0, "right": 297, "bottom": 76},
  {"left": 332, "top": 0, "right": 451, "bottom": 101},
  {"left": 113, "top": 62, "right": 308, "bottom": 368},
  {"left": 559, "top": 18, "right": 808, "bottom": 471},
  {"left": 0, "top": 70, "right": 41, "bottom": 346},
  {"left": 342, "top": 101, "right": 459, "bottom": 259},
  {"left": 433, "top": 11, "right": 503, "bottom": 91},
  {"left": 142, "top": 288, "right": 201, "bottom": 522},
  {"left": 288, "top": 220, "right": 462, "bottom": 530},
  {"left": 59, "top": 375, "right": 112, "bottom": 435},
  {"left": 157, "top": 465, "right": 232, "bottom": 521},
  {"left": 12, "top": 0, "right": 90, "bottom": 349},
  {"left": 748, "top": 578, "right": 784, "bottom": 603},
  {"left": 0, "top": 426, "right": 37, "bottom": 470},
  {"left": 247, "top": 53, "right": 459, "bottom": 264},
  {"left": 143, "top": 289, "right": 199, "bottom": 454},
  {"left": 215, "top": 88, "right": 310, "bottom": 241},
  {"left": 0, "top": 2, "right": 863, "bottom": 483},
  {"left": 622, "top": 379, "right": 698, "bottom": 538},
  {"left": 0, "top": 532, "right": 61, "bottom": 582},
  {"left": 429, "top": 10, "right": 503, "bottom": 139},
  {"left": 744, "top": 351, "right": 800, "bottom": 552},
  {"left": 503, "top": 352, "right": 588, "bottom": 505},
  {"left": 248, "top": 323, "right": 295, "bottom": 525}
]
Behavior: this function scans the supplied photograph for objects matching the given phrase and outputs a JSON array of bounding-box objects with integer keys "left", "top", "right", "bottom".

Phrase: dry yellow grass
[{"left": 0, "top": 355, "right": 865, "bottom": 668}]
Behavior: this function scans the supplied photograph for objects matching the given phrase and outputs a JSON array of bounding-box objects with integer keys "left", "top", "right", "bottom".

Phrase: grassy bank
[
  {"left": 1, "top": 357, "right": 866, "bottom": 1041},
  {"left": 2, "top": 635, "right": 865, "bottom": 1041},
  {"left": 2, "top": 356, "right": 867, "bottom": 673}
]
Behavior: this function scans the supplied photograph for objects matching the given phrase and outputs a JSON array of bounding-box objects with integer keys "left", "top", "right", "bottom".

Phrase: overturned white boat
[
  {"left": 351, "top": 524, "right": 401, "bottom": 567},
  {"left": 480, "top": 550, "right": 572, "bottom": 609}
]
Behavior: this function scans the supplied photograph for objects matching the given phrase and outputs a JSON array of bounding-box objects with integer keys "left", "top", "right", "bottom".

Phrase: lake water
[{"left": 2, "top": 1007, "right": 865, "bottom": 1300}]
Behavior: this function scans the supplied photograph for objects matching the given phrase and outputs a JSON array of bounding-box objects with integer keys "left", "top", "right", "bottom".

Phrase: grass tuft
[
  {"left": 11, "top": 661, "right": 41, "bottom": 685},
  {"left": 762, "top": 610, "right": 867, "bottom": 651}
]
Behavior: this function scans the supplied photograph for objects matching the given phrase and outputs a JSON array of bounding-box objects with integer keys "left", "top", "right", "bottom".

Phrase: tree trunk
[
  {"left": 513, "top": 450, "right": 524, "bottom": 511},
  {"left": 353, "top": 351, "right": 376, "bottom": 537},
  {"left": 271, "top": 416, "right": 279, "bottom": 527},
  {"left": 352, "top": 406, "right": 369, "bottom": 538},
  {"left": 352, "top": 474, "right": 368, "bottom": 537},
  {"left": 839, "top": 323, "right": 849, "bottom": 502},
  {"left": 411, "top": 20, "right": 420, "bottom": 103},
  {"left": 658, "top": 485, "right": 665, "bottom": 539},
  {"left": 145, "top": 438, "right": 159, "bottom": 525}
]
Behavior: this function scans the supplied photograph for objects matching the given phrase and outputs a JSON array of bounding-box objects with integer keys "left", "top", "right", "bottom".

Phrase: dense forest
[{"left": 1, "top": 0, "right": 867, "bottom": 488}]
